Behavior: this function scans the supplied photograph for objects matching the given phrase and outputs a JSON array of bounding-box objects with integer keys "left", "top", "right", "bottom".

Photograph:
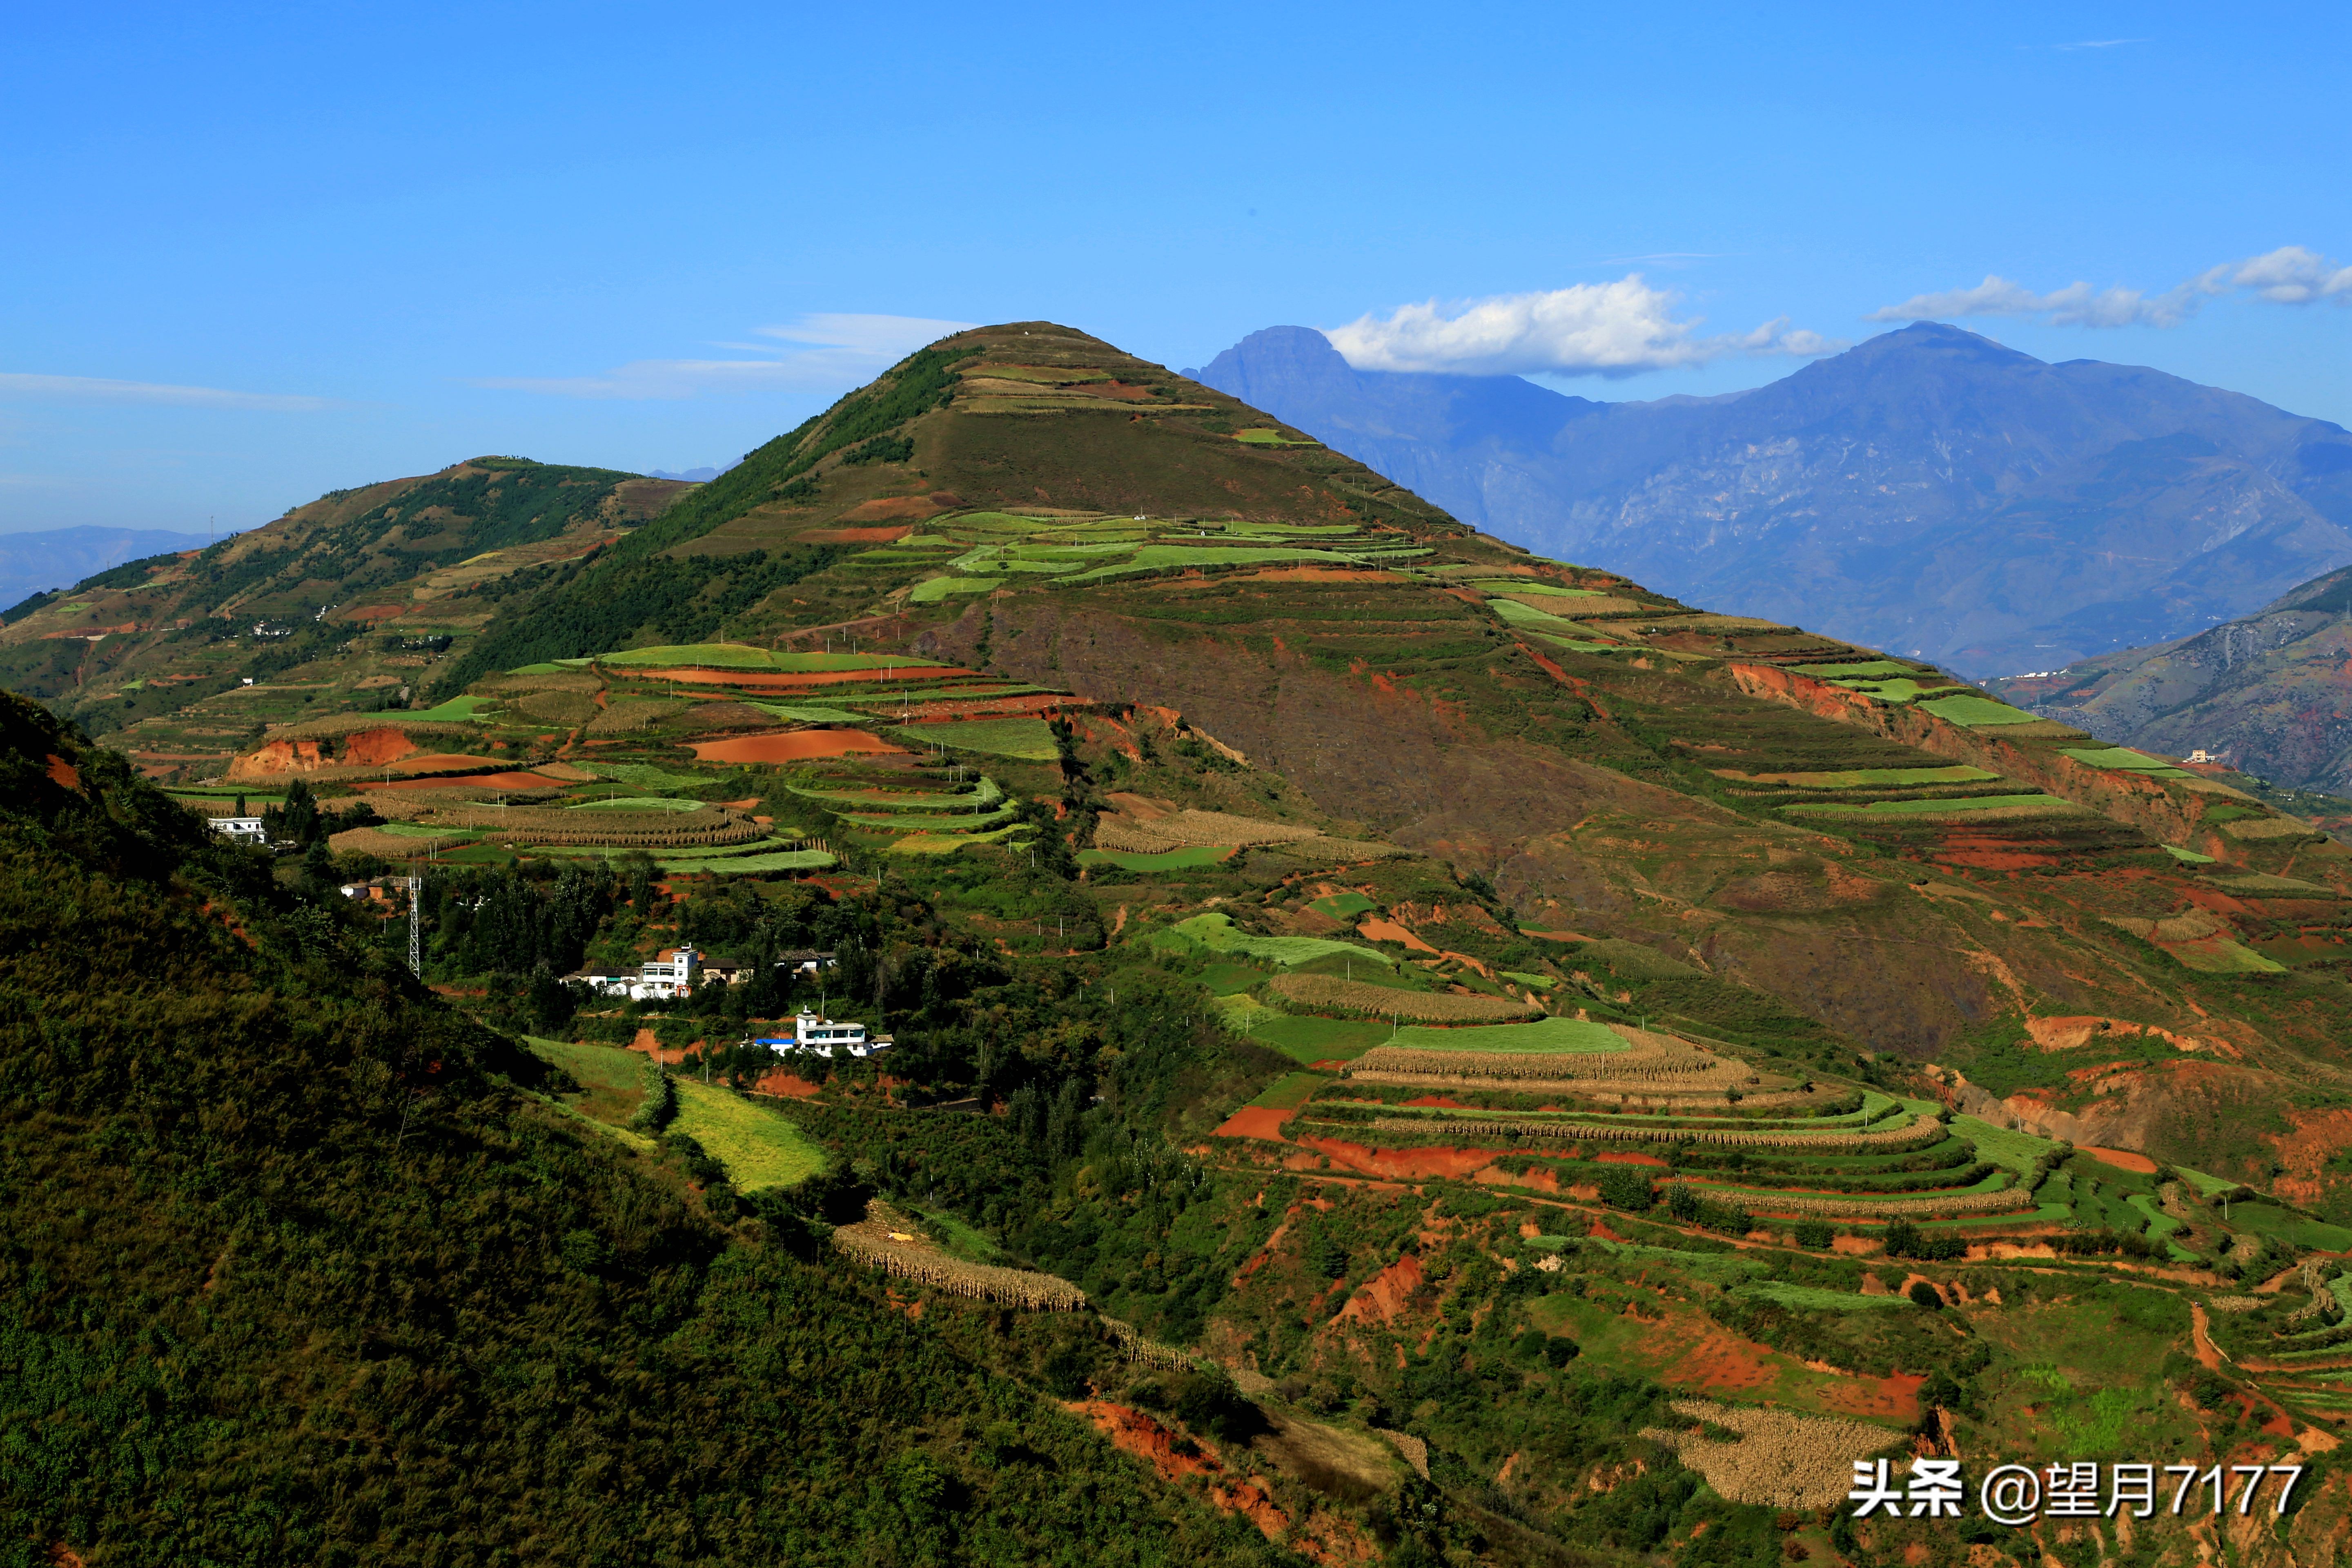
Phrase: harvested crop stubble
[
  {"left": 1268, "top": 973, "right": 1538, "bottom": 1022},
  {"left": 328, "top": 826, "right": 470, "bottom": 858},
  {"left": 1667, "top": 1183, "right": 2030, "bottom": 1218},
  {"left": 1642, "top": 1400, "right": 1897, "bottom": 1509},
  {"left": 415, "top": 806, "right": 765, "bottom": 846},
  {"left": 833, "top": 1207, "right": 1087, "bottom": 1311},
  {"left": 1349, "top": 1045, "right": 1728, "bottom": 1081},
  {"left": 587, "top": 699, "right": 694, "bottom": 734},
  {"left": 1362, "top": 1113, "right": 1947, "bottom": 1154},
  {"left": 1094, "top": 808, "right": 1323, "bottom": 852}
]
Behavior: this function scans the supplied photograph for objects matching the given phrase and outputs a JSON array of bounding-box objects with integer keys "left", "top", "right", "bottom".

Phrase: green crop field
[
  {"left": 403, "top": 694, "right": 497, "bottom": 721},
  {"left": 656, "top": 850, "right": 836, "bottom": 875},
  {"left": 2219, "top": 1201, "right": 2352, "bottom": 1251},
  {"left": 745, "top": 700, "right": 866, "bottom": 722},
  {"left": 1247, "top": 1013, "right": 1393, "bottom": 1065},
  {"left": 1077, "top": 844, "right": 1234, "bottom": 871},
  {"left": 893, "top": 717, "right": 1058, "bottom": 760},
  {"left": 671, "top": 1080, "right": 826, "bottom": 1192},
  {"left": 1062, "top": 545, "right": 1366, "bottom": 582},
  {"left": 1788, "top": 660, "right": 1922, "bottom": 678},
  {"left": 1956, "top": 1115, "right": 2061, "bottom": 1175},
  {"left": 584, "top": 762, "right": 711, "bottom": 794},
  {"left": 1487, "top": 598, "right": 1585, "bottom": 632},
  {"left": 1919, "top": 693, "right": 2042, "bottom": 726},
  {"left": 1384, "top": 1016, "right": 1627, "bottom": 1054},
  {"left": 1469, "top": 581, "right": 1602, "bottom": 597},
  {"left": 1245, "top": 1072, "right": 1327, "bottom": 1111},
  {"left": 1233, "top": 428, "right": 1318, "bottom": 446},
  {"left": 1154, "top": 911, "right": 1392, "bottom": 969},
  {"left": 1721, "top": 765, "right": 1999, "bottom": 788},
  {"left": 2062, "top": 746, "right": 2194, "bottom": 777},
  {"left": 1824, "top": 677, "right": 1940, "bottom": 703},
  {"left": 911, "top": 575, "right": 1003, "bottom": 603},
  {"left": 1734, "top": 1283, "right": 1909, "bottom": 1312},
  {"left": 1307, "top": 891, "right": 1376, "bottom": 919},
  {"left": 1784, "top": 793, "right": 2067, "bottom": 817}
]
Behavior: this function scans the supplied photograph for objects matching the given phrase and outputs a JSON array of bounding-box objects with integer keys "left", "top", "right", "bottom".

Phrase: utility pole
[{"left": 408, "top": 869, "right": 423, "bottom": 978}]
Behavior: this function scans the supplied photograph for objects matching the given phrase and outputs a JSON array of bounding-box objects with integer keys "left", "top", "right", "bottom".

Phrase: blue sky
[{"left": 2, "top": 1, "right": 2344, "bottom": 534}]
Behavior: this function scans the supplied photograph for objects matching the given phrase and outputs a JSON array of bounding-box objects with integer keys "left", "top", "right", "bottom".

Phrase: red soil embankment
[
  {"left": 690, "top": 729, "right": 906, "bottom": 763},
  {"left": 1214, "top": 1107, "right": 1294, "bottom": 1142},
  {"left": 1293, "top": 1136, "right": 1516, "bottom": 1180},
  {"left": 2077, "top": 1145, "right": 2160, "bottom": 1174},
  {"left": 1063, "top": 1401, "right": 1291, "bottom": 1539},
  {"left": 749, "top": 1069, "right": 824, "bottom": 1099},
  {"left": 1335, "top": 1253, "right": 1425, "bottom": 1326},
  {"left": 630, "top": 665, "right": 976, "bottom": 689}
]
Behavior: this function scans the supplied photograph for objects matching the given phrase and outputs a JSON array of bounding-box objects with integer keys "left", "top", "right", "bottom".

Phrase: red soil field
[
  {"left": 1595, "top": 1150, "right": 1670, "bottom": 1167},
  {"left": 2077, "top": 1145, "right": 2160, "bottom": 1174},
  {"left": 798, "top": 524, "right": 914, "bottom": 541},
  {"left": 1213, "top": 1106, "right": 1294, "bottom": 1142},
  {"left": 689, "top": 729, "right": 906, "bottom": 763},
  {"left": 352, "top": 769, "right": 570, "bottom": 791},
  {"left": 391, "top": 752, "right": 506, "bottom": 773},
  {"left": 1292, "top": 1136, "right": 1511, "bottom": 1180},
  {"left": 626, "top": 666, "right": 975, "bottom": 689}
]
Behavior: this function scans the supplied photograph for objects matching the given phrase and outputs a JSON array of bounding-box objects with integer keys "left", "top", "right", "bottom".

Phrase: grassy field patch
[
  {"left": 911, "top": 575, "right": 1004, "bottom": 603},
  {"left": 657, "top": 849, "right": 836, "bottom": 875},
  {"left": 1784, "top": 793, "right": 2068, "bottom": 817},
  {"left": 1247, "top": 1072, "right": 1327, "bottom": 1111},
  {"left": 891, "top": 717, "right": 1058, "bottom": 760},
  {"left": 1919, "top": 693, "right": 2042, "bottom": 727},
  {"left": 566, "top": 795, "right": 704, "bottom": 812},
  {"left": 1247, "top": 1013, "right": 1394, "bottom": 1065},
  {"left": 1955, "top": 1116, "right": 2062, "bottom": 1176},
  {"left": 1733, "top": 1283, "right": 1908, "bottom": 1312},
  {"left": 1307, "top": 891, "right": 1377, "bottom": 919},
  {"left": 744, "top": 700, "right": 867, "bottom": 722},
  {"left": 404, "top": 694, "right": 497, "bottom": 722},
  {"left": 1385, "top": 1016, "right": 1627, "bottom": 1054},
  {"left": 671, "top": 1079, "right": 826, "bottom": 1192},
  {"left": 1716, "top": 765, "right": 1999, "bottom": 788},
  {"left": 1076, "top": 844, "right": 1235, "bottom": 871},
  {"left": 1155, "top": 911, "right": 1392, "bottom": 969}
]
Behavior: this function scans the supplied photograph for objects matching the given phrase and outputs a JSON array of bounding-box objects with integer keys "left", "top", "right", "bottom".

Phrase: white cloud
[
  {"left": 477, "top": 312, "right": 979, "bottom": 399},
  {"left": 0, "top": 373, "right": 329, "bottom": 411},
  {"left": 1868, "top": 246, "right": 2352, "bottom": 328},
  {"left": 1323, "top": 278, "right": 1843, "bottom": 377}
]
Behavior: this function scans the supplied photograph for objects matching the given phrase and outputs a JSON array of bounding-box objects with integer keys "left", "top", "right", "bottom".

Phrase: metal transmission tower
[{"left": 407, "top": 870, "right": 423, "bottom": 977}]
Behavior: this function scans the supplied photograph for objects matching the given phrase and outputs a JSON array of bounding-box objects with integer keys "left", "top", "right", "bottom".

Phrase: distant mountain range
[
  {"left": 1993, "top": 559, "right": 2352, "bottom": 795},
  {"left": 0, "top": 526, "right": 214, "bottom": 616},
  {"left": 1190, "top": 323, "right": 2352, "bottom": 678},
  {"left": 645, "top": 465, "right": 729, "bottom": 483}
]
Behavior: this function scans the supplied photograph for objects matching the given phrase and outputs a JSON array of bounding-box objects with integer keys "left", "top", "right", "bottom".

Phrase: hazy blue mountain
[
  {"left": 1189, "top": 323, "right": 2352, "bottom": 677},
  {"left": 646, "top": 465, "right": 727, "bottom": 482},
  {"left": 0, "top": 526, "right": 212, "bottom": 616}
]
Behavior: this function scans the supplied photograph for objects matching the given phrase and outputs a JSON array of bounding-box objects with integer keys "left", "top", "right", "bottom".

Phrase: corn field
[
  {"left": 1095, "top": 808, "right": 1323, "bottom": 852},
  {"left": 1270, "top": 974, "right": 1537, "bottom": 1023},
  {"left": 1100, "top": 1315, "right": 1197, "bottom": 1372},
  {"left": 328, "top": 827, "right": 470, "bottom": 858},
  {"left": 1640, "top": 1400, "right": 1895, "bottom": 1509},
  {"left": 415, "top": 806, "right": 765, "bottom": 846},
  {"left": 1348, "top": 1046, "right": 1731, "bottom": 1080},
  {"left": 833, "top": 1222, "right": 1088, "bottom": 1311},
  {"left": 1656, "top": 1179, "right": 2030, "bottom": 1220},
  {"left": 1356, "top": 1111, "right": 1948, "bottom": 1154}
]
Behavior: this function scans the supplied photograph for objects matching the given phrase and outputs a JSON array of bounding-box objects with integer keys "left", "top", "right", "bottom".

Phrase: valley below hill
[{"left": 7, "top": 321, "right": 2352, "bottom": 1568}]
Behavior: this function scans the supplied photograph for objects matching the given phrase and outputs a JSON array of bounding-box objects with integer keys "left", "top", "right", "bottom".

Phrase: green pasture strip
[
  {"left": 2173, "top": 1165, "right": 2236, "bottom": 1198},
  {"left": 1247, "top": 1072, "right": 1328, "bottom": 1111},
  {"left": 1500, "top": 969, "right": 1557, "bottom": 990},
  {"left": 1384, "top": 1016, "right": 1626, "bottom": 1054},
  {"left": 788, "top": 782, "right": 989, "bottom": 809},
  {"left": 404, "top": 694, "right": 498, "bottom": 721},
  {"left": 1224, "top": 521, "right": 1361, "bottom": 537},
  {"left": 565, "top": 796, "right": 704, "bottom": 812},
  {"left": 376, "top": 821, "right": 477, "bottom": 839},
  {"left": 1718, "top": 765, "right": 2000, "bottom": 788},
  {"left": 1824, "top": 678, "right": 1940, "bottom": 704},
  {"left": 524, "top": 1035, "right": 645, "bottom": 1094},
  {"left": 744, "top": 701, "right": 867, "bottom": 722},
  {"left": 532, "top": 837, "right": 806, "bottom": 862},
  {"left": 841, "top": 806, "right": 1019, "bottom": 831},
  {"left": 911, "top": 575, "right": 1004, "bottom": 602},
  {"left": 1584, "top": 1239, "right": 1771, "bottom": 1287},
  {"left": 1152, "top": 911, "right": 1394, "bottom": 969},
  {"left": 889, "top": 717, "right": 1059, "bottom": 760},
  {"left": 1059, "top": 545, "right": 1368, "bottom": 583},
  {"left": 1233, "top": 428, "right": 1318, "bottom": 446},
  {"left": 2221, "top": 1203, "right": 2352, "bottom": 1251},
  {"left": 2063, "top": 746, "right": 2186, "bottom": 773},
  {"left": 2127, "top": 1194, "right": 2183, "bottom": 1239},
  {"left": 1673, "top": 1168, "right": 2020, "bottom": 1206},
  {"left": 1783, "top": 793, "right": 2069, "bottom": 817},
  {"left": 1919, "top": 693, "right": 2042, "bottom": 726},
  {"left": 1470, "top": 581, "right": 1604, "bottom": 597},
  {"left": 1954, "top": 1115, "right": 2062, "bottom": 1176},
  {"left": 656, "top": 850, "right": 836, "bottom": 875},
  {"left": 1487, "top": 597, "right": 1587, "bottom": 633},
  {"left": 2163, "top": 845, "right": 2217, "bottom": 864},
  {"left": 1531, "top": 633, "right": 1633, "bottom": 655},
  {"left": 1245, "top": 1013, "right": 1392, "bottom": 1065},
  {"left": 1308, "top": 891, "right": 1377, "bottom": 919},
  {"left": 671, "top": 1079, "right": 826, "bottom": 1192},
  {"left": 1077, "top": 844, "right": 1236, "bottom": 871},
  {"left": 887, "top": 824, "right": 1031, "bottom": 855},
  {"left": 2159, "top": 937, "right": 2287, "bottom": 975},
  {"left": 1734, "top": 1283, "right": 1909, "bottom": 1312},
  {"left": 595, "top": 643, "right": 779, "bottom": 669},
  {"left": 506, "top": 662, "right": 566, "bottom": 675},
  {"left": 1786, "top": 660, "right": 1922, "bottom": 679}
]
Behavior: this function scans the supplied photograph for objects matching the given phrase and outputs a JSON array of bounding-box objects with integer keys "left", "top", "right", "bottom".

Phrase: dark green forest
[{"left": 0, "top": 691, "right": 1294, "bottom": 1568}]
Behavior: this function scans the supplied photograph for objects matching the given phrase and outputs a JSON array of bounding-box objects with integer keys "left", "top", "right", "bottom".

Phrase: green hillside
[{"left": 11, "top": 321, "right": 2352, "bottom": 1567}]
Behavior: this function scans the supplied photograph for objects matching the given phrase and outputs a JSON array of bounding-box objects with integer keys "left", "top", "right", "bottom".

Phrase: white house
[
  {"left": 752, "top": 1011, "right": 890, "bottom": 1059},
  {"left": 210, "top": 816, "right": 267, "bottom": 843},
  {"left": 578, "top": 947, "right": 699, "bottom": 1001}
]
